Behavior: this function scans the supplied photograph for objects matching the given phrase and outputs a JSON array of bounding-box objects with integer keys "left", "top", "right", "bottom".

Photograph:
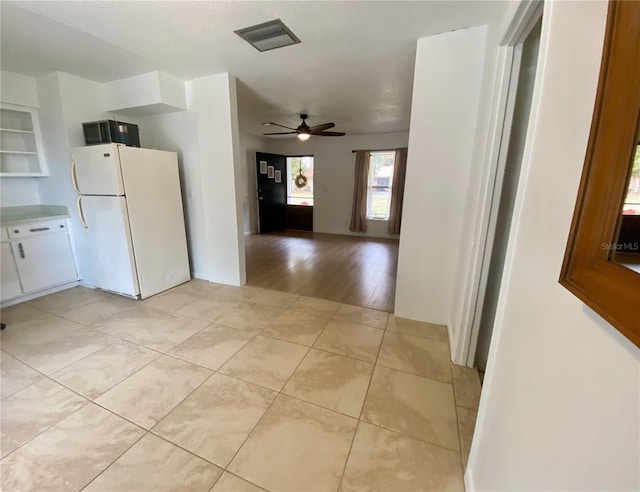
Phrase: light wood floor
[{"left": 245, "top": 232, "right": 399, "bottom": 312}]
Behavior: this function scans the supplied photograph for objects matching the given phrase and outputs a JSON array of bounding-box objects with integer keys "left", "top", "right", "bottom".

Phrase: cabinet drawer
[{"left": 7, "top": 219, "right": 67, "bottom": 239}]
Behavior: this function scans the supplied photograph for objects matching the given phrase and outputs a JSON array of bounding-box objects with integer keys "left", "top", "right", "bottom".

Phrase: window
[
  {"left": 286, "top": 156, "right": 314, "bottom": 206},
  {"left": 622, "top": 144, "right": 640, "bottom": 215},
  {"left": 366, "top": 151, "right": 396, "bottom": 220}
]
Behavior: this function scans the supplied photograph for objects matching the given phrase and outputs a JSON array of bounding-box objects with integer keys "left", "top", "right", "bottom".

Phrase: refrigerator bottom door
[{"left": 81, "top": 196, "right": 140, "bottom": 297}]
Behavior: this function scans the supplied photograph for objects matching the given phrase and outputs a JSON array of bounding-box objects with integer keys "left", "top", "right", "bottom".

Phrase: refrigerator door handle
[
  {"left": 70, "top": 156, "right": 80, "bottom": 194},
  {"left": 76, "top": 196, "right": 88, "bottom": 231}
]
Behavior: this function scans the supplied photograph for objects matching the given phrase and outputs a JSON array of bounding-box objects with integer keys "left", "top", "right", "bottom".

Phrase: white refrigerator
[{"left": 71, "top": 143, "right": 190, "bottom": 299}]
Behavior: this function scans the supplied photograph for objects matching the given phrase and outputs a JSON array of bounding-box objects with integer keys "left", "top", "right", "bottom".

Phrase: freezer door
[
  {"left": 80, "top": 195, "right": 140, "bottom": 297},
  {"left": 71, "top": 144, "right": 125, "bottom": 196}
]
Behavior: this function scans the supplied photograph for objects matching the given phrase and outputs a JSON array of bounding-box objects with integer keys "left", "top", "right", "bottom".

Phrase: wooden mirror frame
[{"left": 560, "top": 0, "right": 640, "bottom": 348}]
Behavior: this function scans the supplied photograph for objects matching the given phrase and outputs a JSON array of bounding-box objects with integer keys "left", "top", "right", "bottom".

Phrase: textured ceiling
[{"left": 1, "top": 1, "right": 502, "bottom": 136}]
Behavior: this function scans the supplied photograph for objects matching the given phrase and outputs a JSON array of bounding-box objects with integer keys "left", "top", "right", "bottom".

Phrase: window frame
[
  {"left": 286, "top": 154, "right": 314, "bottom": 207},
  {"left": 366, "top": 150, "right": 396, "bottom": 221}
]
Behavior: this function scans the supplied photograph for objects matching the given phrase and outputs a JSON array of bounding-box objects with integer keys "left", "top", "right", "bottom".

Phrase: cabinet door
[
  {"left": 1, "top": 242, "right": 22, "bottom": 301},
  {"left": 13, "top": 233, "right": 78, "bottom": 293}
]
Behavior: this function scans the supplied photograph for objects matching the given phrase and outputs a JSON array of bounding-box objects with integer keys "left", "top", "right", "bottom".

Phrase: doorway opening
[
  {"left": 249, "top": 151, "right": 398, "bottom": 311},
  {"left": 468, "top": 14, "right": 543, "bottom": 373},
  {"left": 255, "top": 152, "right": 314, "bottom": 233}
]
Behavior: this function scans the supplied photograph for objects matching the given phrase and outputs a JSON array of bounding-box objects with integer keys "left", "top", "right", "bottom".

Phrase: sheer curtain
[
  {"left": 349, "top": 150, "right": 370, "bottom": 232},
  {"left": 388, "top": 147, "right": 408, "bottom": 234}
]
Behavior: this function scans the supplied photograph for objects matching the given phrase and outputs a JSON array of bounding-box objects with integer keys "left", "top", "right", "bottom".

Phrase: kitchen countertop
[{"left": 0, "top": 205, "right": 70, "bottom": 227}]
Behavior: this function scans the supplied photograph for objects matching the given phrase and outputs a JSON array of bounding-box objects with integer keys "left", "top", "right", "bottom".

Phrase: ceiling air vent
[{"left": 234, "top": 19, "right": 301, "bottom": 52}]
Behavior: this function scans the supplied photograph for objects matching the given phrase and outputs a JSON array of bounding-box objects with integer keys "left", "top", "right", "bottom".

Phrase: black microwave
[{"left": 83, "top": 120, "right": 140, "bottom": 147}]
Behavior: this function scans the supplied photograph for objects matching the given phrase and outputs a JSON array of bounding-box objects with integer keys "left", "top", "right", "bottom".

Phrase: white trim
[
  {"left": 465, "top": 0, "right": 550, "bottom": 481},
  {"left": 464, "top": 467, "right": 475, "bottom": 492},
  {"left": 499, "top": 0, "right": 544, "bottom": 45},
  {"left": 452, "top": 46, "right": 517, "bottom": 365},
  {"left": 453, "top": 0, "right": 543, "bottom": 367},
  {"left": 465, "top": 44, "right": 523, "bottom": 365}
]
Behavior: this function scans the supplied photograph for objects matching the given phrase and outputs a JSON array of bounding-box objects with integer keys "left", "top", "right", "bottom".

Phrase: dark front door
[{"left": 256, "top": 152, "right": 286, "bottom": 233}]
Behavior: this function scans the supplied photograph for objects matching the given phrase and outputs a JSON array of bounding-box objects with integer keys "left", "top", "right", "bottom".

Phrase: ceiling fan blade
[
  {"left": 263, "top": 131, "right": 297, "bottom": 135},
  {"left": 308, "top": 122, "right": 335, "bottom": 132},
  {"left": 265, "top": 122, "right": 298, "bottom": 131},
  {"left": 313, "top": 131, "right": 346, "bottom": 136}
]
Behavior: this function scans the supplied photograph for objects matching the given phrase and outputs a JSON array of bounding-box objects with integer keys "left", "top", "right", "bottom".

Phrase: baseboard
[
  {"left": 464, "top": 468, "right": 475, "bottom": 491},
  {"left": 78, "top": 280, "right": 96, "bottom": 289},
  {"left": 1, "top": 280, "right": 80, "bottom": 308},
  {"left": 244, "top": 230, "right": 257, "bottom": 236},
  {"left": 314, "top": 229, "right": 400, "bottom": 240}
]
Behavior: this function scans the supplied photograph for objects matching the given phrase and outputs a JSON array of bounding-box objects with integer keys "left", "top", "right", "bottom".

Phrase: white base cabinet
[
  {"left": 13, "top": 233, "right": 77, "bottom": 293},
  {"left": 1, "top": 218, "right": 79, "bottom": 303},
  {"left": 1, "top": 242, "right": 22, "bottom": 301}
]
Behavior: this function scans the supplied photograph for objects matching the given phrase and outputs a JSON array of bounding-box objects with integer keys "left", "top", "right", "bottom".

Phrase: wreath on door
[
  {"left": 294, "top": 161, "right": 307, "bottom": 188},
  {"left": 294, "top": 173, "right": 307, "bottom": 188}
]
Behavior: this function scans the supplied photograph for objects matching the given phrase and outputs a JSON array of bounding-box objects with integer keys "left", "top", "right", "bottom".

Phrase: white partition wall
[
  {"left": 395, "top": 26, "right": 487, "bottom": 326},
  {"left": 192, "top": 73, "right": 246, "bottom": 286}
]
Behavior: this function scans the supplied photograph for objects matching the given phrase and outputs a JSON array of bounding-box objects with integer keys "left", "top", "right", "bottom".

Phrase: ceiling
[{"left": 1, "top": 1, "right": 501, "bottom": 136}]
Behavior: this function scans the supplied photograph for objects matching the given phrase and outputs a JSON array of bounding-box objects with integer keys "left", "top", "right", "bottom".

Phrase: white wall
[
  {"left": 395, "top": 26, "right": 487, "bottom": 325},
  {"left": 1, "top": 71, "right": 39, "bottom": 108},
  {"left": 102, "top": 71, "right": 187, "bottom": 116},
  {"left": 138, "top": 75, "right": 246, "bottom": 285},
  {"left": 192, "top": 73, "right": 245, "bottom": 286},
  {"left": 136, "top": 84, "right": 208, "bottom": 278},
  {"left": 265, "top": 132, "right": 408, "bottom": 238},
  {"left": 468, "top": 2, "right": 640, "bottom": 490},
  {"left": 1, "top": 71, "right": 42, "bottom": 206},
  {"left": 0, "top": 179, "right": 41, "bottom": 207}
]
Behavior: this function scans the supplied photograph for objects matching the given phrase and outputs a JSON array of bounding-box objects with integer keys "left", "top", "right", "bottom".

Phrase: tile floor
[{"left": 0, "top": 280, "right": 481, "bottom": 492}]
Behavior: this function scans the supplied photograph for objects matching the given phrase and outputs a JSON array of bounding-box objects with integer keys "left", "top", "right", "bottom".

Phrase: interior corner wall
[
  {"left": 136, "top": 81, "right": 208, "bottom": 278},
  {"left": 1, "top": 71, "right": 42, "bottom": 206},
  {"left": 446, "top": 17, "right": 507, "bottom": 365},
  {"left": 264, "top": 132, "right": 409, "bottom": 238},
  {"left": 395, "top": 26, "right": 488, "bottom": 325},
  {"left": 138, "top": 76, "right": 248, "bottom": 283},
  {"left": 192, "top": 73, "right": 245, "bottom": 286},
  {"left": 36, "top": 71, "right": 141, "bottom": 285},
  {"left": 468, "top": 2, "right": 640, "bottom": 490}
]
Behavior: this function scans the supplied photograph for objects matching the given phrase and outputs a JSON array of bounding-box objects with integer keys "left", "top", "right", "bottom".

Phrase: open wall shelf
[{"left": 0, "top": 104, "right": 48, "bottom": 177}]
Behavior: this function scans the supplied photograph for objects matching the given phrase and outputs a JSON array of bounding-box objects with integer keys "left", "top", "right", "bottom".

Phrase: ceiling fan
[{"left": 263, "top": 114, "right": 345, "bottom": 141}]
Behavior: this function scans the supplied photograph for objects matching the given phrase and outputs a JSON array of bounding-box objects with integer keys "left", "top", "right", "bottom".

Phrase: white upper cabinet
[{"left": 0, "top": 103, "right": 48, "bottom": 177}]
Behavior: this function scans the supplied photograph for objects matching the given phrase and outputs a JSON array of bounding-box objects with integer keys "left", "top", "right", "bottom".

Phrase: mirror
[
  {"left": 559, "top": 0, "right": 640, "bottom": 348},
  {"left": 610, "top": 123, "right": 640, "bottom": 274}
]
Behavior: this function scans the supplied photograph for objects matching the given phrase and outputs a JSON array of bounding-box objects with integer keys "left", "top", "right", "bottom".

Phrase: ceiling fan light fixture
[{"left": 263, "top": 114, "right": 345, "bottom": 138}]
